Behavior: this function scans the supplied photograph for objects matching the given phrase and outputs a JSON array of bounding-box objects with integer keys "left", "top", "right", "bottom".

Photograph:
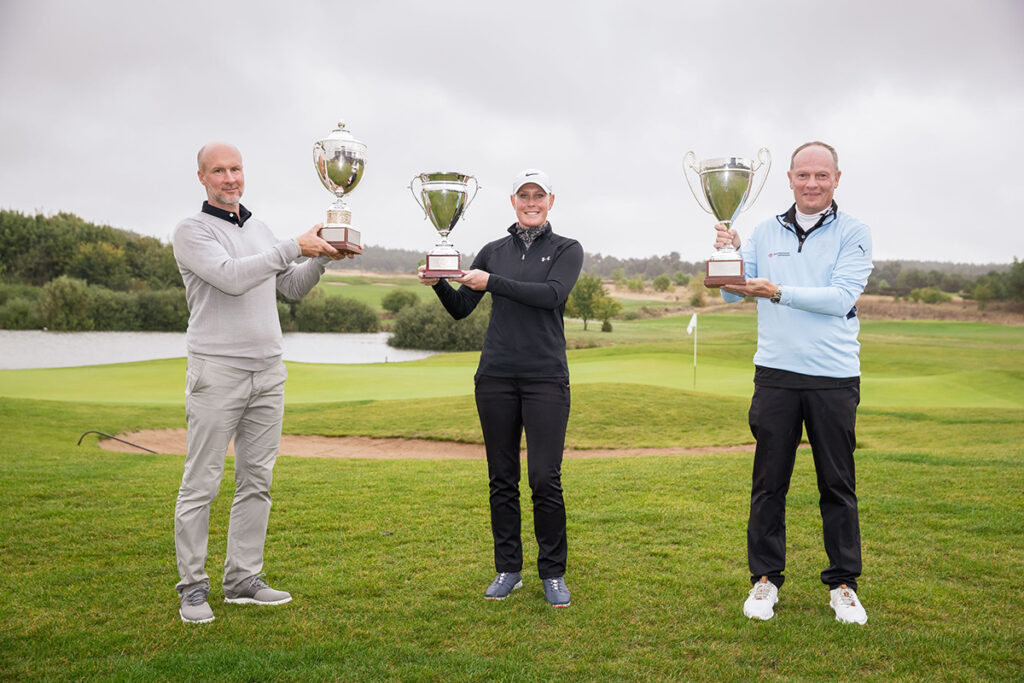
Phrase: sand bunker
[{"left": 95, "top": 429, "right": 753, "bottom": 460}]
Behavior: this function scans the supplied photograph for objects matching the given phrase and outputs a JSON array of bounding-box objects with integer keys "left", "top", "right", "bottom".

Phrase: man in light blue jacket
[{"left": 714, "top": 141, "right": 873, "bottom": 625}]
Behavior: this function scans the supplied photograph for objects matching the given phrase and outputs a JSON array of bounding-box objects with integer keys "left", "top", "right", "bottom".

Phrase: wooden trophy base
[
  {"left": 703, "top": 258, "right": 745, "bottom": 288},
  {"left": 319, "top": 225, "right": 361, "bottom": 255},
  {"left": 423, "top": 252, "right": 462, "bottom": 279}
]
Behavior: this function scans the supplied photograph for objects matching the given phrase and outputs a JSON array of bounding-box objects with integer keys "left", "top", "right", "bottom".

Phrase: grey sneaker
[
  {"left": 179, "top": 585, "right": 214, "bottom": 624},
  {"left": 223, "top": 573, "right": 292, "bottom": 606},
  {"left": 485, "top": 572, "right": 523, "bottom": 600},
  {"left": 543, "top": 576, "right": 571, "bottom": 607}
]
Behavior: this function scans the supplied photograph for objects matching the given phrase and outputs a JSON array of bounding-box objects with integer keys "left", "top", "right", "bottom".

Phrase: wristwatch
[{"left": 770, "top": 286, "right": 782, "bottom": 304}]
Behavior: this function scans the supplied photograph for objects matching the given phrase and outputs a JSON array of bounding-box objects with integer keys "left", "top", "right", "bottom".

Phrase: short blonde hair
[{"left": 790, "top": 141, "right": 838, "bottom": 171}]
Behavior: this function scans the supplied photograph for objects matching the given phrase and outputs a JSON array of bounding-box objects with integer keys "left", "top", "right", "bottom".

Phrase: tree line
[
  {"left": 0, "top": 210, "right": 381, "bottom": 333},
  {"left": 2, "top": 209, "right": 1021, "bottom": 335}
]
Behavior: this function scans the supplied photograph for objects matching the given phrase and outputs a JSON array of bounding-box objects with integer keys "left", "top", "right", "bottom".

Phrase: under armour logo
[{"left": 541, "top": 256, "right": 551, "bottom": 262}]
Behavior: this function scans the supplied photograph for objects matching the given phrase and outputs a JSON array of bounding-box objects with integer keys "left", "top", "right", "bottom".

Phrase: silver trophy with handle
[
  {"left": 683, "top": 148, "right": 771, "bottom": 287},
  {"left": 314, "top": 120, "right": 366, "bottom": 254},
  {"left": 410, "top": 172, "right": 480, "bottom": 278}
]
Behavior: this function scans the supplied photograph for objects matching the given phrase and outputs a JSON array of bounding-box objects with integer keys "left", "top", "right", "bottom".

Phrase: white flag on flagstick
[{"left": 686, "top": 313, "right": 697, "bottom": 335}]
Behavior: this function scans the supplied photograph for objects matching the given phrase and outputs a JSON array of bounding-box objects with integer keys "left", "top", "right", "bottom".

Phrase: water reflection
[{"left": 0, "top": 330, "right": 436, "bottom": 369}]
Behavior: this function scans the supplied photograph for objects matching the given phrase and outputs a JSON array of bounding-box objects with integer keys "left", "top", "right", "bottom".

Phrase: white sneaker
[
  {"left": 829, "top": 584, "right": 867, "bottom": 624},
  {"left": 743, "top": 576, "right": 779, "bottom": 620}
]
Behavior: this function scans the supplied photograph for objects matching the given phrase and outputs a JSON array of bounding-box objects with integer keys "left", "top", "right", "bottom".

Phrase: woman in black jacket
[{"left": 419, "top": 168, "right": 583, "bottom": 607}]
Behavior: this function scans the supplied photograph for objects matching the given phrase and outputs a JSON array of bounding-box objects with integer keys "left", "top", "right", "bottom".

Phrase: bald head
[
  {"left": 197, "top": 142, "right": 245, "bottom": 211},
  {"left": 197, "top": 142, "right": 242, "bottom": 172},
  {"left": 790, "top": 141, "right": 838, "bottom": 172}
]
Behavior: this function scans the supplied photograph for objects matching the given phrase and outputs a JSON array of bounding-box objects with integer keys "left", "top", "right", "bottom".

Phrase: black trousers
[
  {"left": 474, "top": 375, "right": 570, "bottom": 579},
  {"left": 747, "top": 382, "right": 862, "bottom": 591}
]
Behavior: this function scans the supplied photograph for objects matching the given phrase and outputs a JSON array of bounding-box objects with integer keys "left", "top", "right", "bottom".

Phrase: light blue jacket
[{"left": 722, "top": 205, "right": 873, "bottom": 378}]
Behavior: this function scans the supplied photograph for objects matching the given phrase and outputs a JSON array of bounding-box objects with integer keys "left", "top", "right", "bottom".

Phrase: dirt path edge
[{"left": 95, "top": 429, "right": 753, "bottom": 460}]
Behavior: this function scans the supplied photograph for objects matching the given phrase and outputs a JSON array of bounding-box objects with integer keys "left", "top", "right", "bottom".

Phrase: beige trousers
[{"left": 174, "top": 357, "right": 287, "bottom": 594}]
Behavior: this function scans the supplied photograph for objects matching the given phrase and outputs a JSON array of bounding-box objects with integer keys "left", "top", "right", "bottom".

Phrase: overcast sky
[{"left": 2, "top": 0, "right": 1022, "bottom": 265}]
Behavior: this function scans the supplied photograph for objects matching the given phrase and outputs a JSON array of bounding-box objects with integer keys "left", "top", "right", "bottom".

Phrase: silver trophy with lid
[
  {"left": 409, "top": 172, "right": 480, "bottom": 278},
  {"left": 314, "top": 121, "right": 366, "bottom": 254},
  {"left": 683, "top": 149, "right": 771, "bottom": 286}
]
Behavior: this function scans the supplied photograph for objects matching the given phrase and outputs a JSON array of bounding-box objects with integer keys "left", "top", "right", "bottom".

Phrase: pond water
[{"left": 0, "top": 330, "right": 436, "bottom": 369}]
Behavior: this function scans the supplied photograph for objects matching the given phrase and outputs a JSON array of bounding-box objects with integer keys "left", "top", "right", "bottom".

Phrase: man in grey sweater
[{"left": 172, "top": 141, "right": 354, "bottom": 624}]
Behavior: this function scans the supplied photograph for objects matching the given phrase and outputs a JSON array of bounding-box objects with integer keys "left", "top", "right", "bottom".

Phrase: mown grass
[
  {"left": 1, "top": 397, "right": 1021, "bottom": 680},
  {"left": 1, "top": 319, "right": 1022, "bottom": 680}
]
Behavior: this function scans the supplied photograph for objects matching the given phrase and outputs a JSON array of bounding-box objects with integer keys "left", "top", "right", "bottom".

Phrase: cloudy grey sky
[{"left": 1, "top": 0, "right": 1022, "bottom": 265}]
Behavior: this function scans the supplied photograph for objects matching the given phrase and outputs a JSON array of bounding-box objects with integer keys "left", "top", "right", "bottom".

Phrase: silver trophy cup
[
  {"left": 314, "top": 120, "right": 366, "bottom": 254},
  {"left": 683, "top": 148, "right": 771, "bottom": 287},
  {"left": 409, "top": 172, "right": 480, "bottom": 278}
]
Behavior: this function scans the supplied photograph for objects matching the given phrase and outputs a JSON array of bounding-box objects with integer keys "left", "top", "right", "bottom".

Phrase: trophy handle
[
  {"left": 462, "top": 175, "right": 481, "bottom": 218},
  {"left": 408, "top": 176, "right": 428, "bottom": 219},
  {"left": 741, "top": 147, "right": 772, "bottom": 213},
  {"left": 683, "top": 151, "right": 713, "bottom": 215}
]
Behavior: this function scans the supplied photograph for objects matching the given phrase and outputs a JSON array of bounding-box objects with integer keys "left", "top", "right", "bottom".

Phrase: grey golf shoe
[
  {"left": 223, "top": 573, "right": 292, "bottom": 606},
  {"left": 485, "top": 572, "right": 523, "bottom": 600},
  {"left": 543, "top": 576, "right": 571, "bottom": 607},
  {"left": 179, "top": 585, "right": 215, "bottom": 624}
]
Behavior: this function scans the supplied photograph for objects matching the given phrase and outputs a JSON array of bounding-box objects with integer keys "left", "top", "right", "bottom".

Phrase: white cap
[{"left": 511, "top": 168, "right": 553, "bottom": 194}]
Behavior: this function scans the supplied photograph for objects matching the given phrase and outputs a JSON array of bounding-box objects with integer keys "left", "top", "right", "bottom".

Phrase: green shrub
[
  {"left": 593, "top": 295, "right": 623, "bottom": 331},
  {"left": 293, "top": 290, "right": 380, "bottom": 333},
  {"left": 0, "top": 283, "right": 41, "bottom": 306},
  {"left": 672, "top": 271, "right": 690, "bottom": 287},
  {"left": 389, "top": 297, "right": 490, "bottom": 351},
  {"left": 971, "top": 282, "right": 994, "bottom": 308},
  {"left": 278, "top": 301, "right": 297, "bottom": 332},
  {"left": 381, "top": 289, "right": 420, "bottom": 314},
  {"left": 88, "top": 287, "right": 139, "bottom": 331},
  {"left": 136, "top": 289, "right": 189, "bottom": 331},
  {"left": 611, "top": 268, "right": 626, "bottom": 288},
  {"left": 0, "top": 297, "right": 39, "bottom": 329},
  {"left": 652, "top": 274, "right": 673, "bottom": 292},
  {"left": 908, "top": 286, "right": 953, "bottom": 304},
  {"left": 37, "top": 275, "right": 93, "bottom": 331}
]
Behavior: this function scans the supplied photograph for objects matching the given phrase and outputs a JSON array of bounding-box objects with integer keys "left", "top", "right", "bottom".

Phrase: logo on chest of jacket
[
  {"left": 540, "top": 255, "right": 551, "bottom": 262},
  {"left": 768, "top": 251, "right": 791, "bottom": 258}
]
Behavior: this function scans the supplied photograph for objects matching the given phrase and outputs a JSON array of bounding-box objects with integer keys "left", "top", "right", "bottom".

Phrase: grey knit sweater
[{"left": 172, "top": 211, "right": 329, "bottom": 370}]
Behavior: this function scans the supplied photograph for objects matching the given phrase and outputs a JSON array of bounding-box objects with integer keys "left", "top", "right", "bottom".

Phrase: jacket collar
[{"left": 777, "top": 200, "right": 838, "bottom": 233}]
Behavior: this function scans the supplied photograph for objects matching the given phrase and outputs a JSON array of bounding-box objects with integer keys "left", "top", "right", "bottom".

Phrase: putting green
[{"left": 1, "top": 316, "right": 1020, "bottom": 409}]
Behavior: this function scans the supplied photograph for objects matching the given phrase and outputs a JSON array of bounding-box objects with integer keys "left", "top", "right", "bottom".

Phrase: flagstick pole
[{"left": 693, "top": 317, "right": 697, "bottom": 390}]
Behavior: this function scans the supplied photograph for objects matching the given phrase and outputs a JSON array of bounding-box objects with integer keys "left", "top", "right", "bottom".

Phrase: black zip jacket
[{"left": 433, "top": 222, "right": 583, "bottom": 378}]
